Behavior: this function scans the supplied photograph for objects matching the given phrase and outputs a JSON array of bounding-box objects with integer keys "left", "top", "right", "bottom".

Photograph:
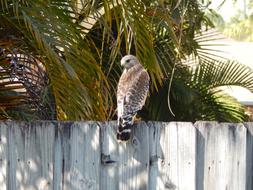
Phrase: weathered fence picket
[
  {"left": 0, "top": 122, "right": 8, "bottom": 190},
  {"left": 60, "top": 122, "right": 100, "bottom": 190},
  {"left": 0, "top": 121, "right": 252, "bottom": 190},
  {"left": 196, "top": 122, "right": 247, "bottom": 190},
  {"left": 159, "top": 122, "right": 196, "bottom": 190},
  {"left": 245, "top": 123, "right": 253, "bottom": 190}
]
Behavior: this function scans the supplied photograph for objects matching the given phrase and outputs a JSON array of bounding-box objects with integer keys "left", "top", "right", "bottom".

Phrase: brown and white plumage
[{"left": 117, "top": 55, "right": 150, "bottom": 141}]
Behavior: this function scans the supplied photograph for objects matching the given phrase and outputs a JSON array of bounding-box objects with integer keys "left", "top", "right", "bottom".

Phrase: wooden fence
[{"left": 0, "top": 121, "right": 252, "bottom": 190}]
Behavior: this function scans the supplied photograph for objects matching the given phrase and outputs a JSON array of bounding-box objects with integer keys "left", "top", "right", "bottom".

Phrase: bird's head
[{"left": 120, "top": 55, "right": 139, "bottom": 69}]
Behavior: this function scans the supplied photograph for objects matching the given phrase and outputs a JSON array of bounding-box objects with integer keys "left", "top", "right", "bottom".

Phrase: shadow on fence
[{"left": 0, "top": 121, "right": 252, "bottom": 190}]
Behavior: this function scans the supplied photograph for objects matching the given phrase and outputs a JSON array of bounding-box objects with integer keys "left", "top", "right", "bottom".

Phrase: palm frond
[
  {"left": 0, "top": 44, "right": 52, "bottom": 120},
  {"left": 147, "top": 57, "right": 251, "bottom": 122},
  {"left": 2, "top": 0, "right": 244, "bottom": 122},
  {"left": 191, "top": 59, "right": 253, "bottom": 93}
]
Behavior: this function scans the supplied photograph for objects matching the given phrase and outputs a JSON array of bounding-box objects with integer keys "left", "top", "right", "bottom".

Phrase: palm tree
[
  {"left": 0, "top": 0, "right": 253, "bottom": 122},
  {"left": 147, "top": 58, "right": 252, "bottom": 122}
]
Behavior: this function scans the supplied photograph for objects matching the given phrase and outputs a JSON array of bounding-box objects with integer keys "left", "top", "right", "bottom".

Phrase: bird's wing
[
  {"left": 122, "top": 69, "right": 150, "bottom": 116},
  {"left": 116, "top": 66, "right": 149, "bottom": 141}
]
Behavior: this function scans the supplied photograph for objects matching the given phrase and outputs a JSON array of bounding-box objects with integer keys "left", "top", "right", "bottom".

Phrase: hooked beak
[{"left": 120, "top": 61, "right": 125, "bottom": 67}]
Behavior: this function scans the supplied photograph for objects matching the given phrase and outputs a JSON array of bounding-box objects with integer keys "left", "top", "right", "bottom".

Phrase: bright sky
[
  {"left": 207, "top": 1, "right": 253, "bottom": 104},
  {"left": 210, "top": 0, "right": 246, "bottom": 21}
]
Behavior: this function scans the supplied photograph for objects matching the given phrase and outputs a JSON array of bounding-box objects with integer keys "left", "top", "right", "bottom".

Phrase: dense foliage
[{"left": 1, "top": 0, "right": 253, "bottom": 122}]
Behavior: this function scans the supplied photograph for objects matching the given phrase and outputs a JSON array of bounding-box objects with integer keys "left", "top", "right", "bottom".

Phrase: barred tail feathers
[{"left": 117, "top": 114, "right": 134, "bottom": 141}]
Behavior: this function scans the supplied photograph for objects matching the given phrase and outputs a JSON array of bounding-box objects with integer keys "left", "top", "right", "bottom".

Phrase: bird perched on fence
[{"left": 117, "top": 55, "right": 150, "bottom": 141}]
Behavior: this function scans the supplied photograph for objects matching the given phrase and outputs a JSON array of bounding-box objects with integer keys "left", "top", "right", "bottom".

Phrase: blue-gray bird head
[{"left": 120, "top": 55, "right": 140, "bottom": 69}]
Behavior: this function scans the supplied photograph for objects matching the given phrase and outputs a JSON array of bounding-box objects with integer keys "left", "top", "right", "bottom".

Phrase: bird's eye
[{"left": 126, "top": 59, "right": 130, "bottom": 63}]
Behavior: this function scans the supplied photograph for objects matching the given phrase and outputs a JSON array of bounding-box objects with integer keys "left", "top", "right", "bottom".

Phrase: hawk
[{"left": 117, "top": 55, "right": 150, "bottom": 141}]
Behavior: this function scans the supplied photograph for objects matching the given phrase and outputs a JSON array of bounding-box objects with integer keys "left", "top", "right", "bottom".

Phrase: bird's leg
[{"left": 133, "top": 114, "right": 141, "bottom": 124}]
